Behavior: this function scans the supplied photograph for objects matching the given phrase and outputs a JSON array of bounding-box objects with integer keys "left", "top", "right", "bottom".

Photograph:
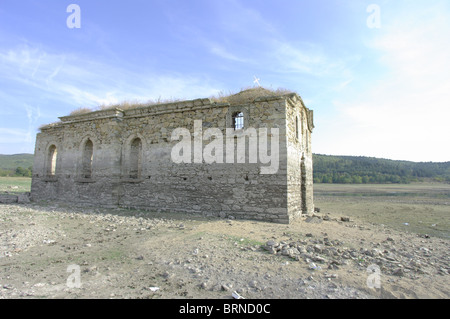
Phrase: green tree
[{"left": 15, "top": 166, "right": 31, "bottom": 177}]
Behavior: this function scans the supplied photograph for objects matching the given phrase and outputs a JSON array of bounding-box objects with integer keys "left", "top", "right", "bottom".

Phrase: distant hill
[
  {"left": 0, "top": 154, "right": 34, "bottom": 177},
  {"left": 313, "top": 154, "right": 450, "bottom": 184},
  {"left": 1, "top": 153, "right": 449, "bottom": 183}
]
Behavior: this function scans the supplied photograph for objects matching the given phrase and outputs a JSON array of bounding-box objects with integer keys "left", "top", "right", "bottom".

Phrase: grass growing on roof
[{"left": 65, "top": 86, "right": 294, "bottom": 117}]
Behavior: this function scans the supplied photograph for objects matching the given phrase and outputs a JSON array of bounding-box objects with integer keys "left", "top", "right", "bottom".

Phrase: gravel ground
[{"left": 0, "top": 200, "right": 448, "bottom": 299}]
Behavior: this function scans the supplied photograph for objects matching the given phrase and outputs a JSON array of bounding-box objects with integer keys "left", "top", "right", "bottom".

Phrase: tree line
[
  {"left": 313, "top": 154, "right": 450, "bottom": 184},
  {"left": 0, "top": 166, "right": 33, "bottom": 177}
]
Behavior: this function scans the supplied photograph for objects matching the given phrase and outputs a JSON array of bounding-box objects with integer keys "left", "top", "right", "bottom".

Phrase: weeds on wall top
[{"left": 39, "top": 87, "right": 293, "bottom": 131}]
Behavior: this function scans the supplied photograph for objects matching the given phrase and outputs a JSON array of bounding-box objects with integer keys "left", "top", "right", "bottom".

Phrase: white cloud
[
  {"left": 0, "top": 44, "right": 221, "bottom": 108},
  {"left": 322, "top": 3, "right": 450, "bottom": 162}
]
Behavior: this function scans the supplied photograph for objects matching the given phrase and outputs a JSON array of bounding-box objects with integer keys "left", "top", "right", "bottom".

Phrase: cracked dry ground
[{"left": 0, "top": 203, "right": 448, "bottom": 299}]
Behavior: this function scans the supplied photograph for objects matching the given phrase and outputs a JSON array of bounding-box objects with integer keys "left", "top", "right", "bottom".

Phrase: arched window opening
[
  {"left": 47, "top": 145, "right": 57, "bottom": 176},
  {"left": 295, "top": 116, "right": 299, "bottom": 140},
  {"left": 82, "top": 139, "right": 93, "bottom": 178},
  {"left": 232, "top": 111, "right": 244, "bottom": 130},
  {"left": 129, "top": 138, "right": 142, "bottom": 179}
]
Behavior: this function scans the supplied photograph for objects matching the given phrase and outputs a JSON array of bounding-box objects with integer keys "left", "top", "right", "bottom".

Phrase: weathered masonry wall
[
  {"left": 285, "top": 95, "right": 314, "bottom": 218},
  {"left": 31, "top": 92, "right": 314, "bottom": 223}
]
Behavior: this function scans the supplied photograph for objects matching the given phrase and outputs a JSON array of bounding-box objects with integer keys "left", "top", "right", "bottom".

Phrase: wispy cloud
[
  {"left": 24, "top": 103, "right": 41, "bottom": 143},
  {"left": 214, "top": 0, "right": 277, "bottom": 37},
  {"left": 0, "top": 128, "right": 29, "bottom": 144},
  {"left": 0, "top": 44, "right": 222, "bottom": 153},
  {"left": 0, "top": 44, "right": 221, "bottom": 109},
  {"left": 270, "top": 41, "right": 356, "bottom": 78},
  {"left": 208, "top": 43, "right": 248, "bottom": 62}
]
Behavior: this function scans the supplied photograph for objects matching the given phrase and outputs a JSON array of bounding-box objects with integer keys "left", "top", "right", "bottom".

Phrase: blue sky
[{"left": 0, "top": 0, "right": 449, "bottom": 162}]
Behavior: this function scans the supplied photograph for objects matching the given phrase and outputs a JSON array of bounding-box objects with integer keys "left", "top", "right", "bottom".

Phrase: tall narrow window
[
  {"left": 232, "top": 112, "right": 244, "bottom": 130},
  {"left": 82, "top": 139, "right": 93, "bottom": 178},
  {"left": 129, "top": 138, "right": 142, "bottom": 179},
  {"left": 301, "top": 112, "right": 304, "bottom": 134},
  {"left": 47, "top": 145, "right": 57, "bottom": 176},
  {"left": 295, "top": 116, "right": 299, "bottom": 140}
]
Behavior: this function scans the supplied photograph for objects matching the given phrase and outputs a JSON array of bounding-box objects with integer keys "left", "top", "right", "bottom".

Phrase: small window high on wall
[
  {"left": 295, "top": 116, "right": 299, "bottom": 140},
  {"left": 82, "top": 139, "right": 93, "bottom": 178},
  {"left": 47, "top": 145, "right": 57, "bottom": 176},
  {"left": 232, "top": 111, "right": 244, "bottom": 130},
  {"left": 129, "top": 138, "right": 142, "bottom": 179}
]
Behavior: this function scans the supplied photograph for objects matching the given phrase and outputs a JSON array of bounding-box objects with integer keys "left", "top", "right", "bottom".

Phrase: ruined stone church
[{"left": 31, "top": 88, "right": 314, "bottom": 223}]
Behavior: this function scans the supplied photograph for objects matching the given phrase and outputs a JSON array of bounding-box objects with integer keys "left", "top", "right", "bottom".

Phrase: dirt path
[{"left": 0, "top": 202, "right": 448, "bottom": 299}]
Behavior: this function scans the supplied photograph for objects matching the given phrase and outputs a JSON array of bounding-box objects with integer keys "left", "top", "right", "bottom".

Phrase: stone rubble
[
  {"left": 1, "top": 202, "right": 448, "bottom": 299},
  {"left": 263, "top": 215, "right": 449, "bottom": 279}
]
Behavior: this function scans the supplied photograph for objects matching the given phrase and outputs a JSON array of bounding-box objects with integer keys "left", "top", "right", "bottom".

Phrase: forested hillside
[
  {"left": 313, "top": 154, "right": 450, "bottom": 184},
  {"left": 0, "top": 154, "right": 34, "bottom": 177}
]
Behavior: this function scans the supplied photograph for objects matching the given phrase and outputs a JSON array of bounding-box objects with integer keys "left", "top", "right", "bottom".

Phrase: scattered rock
[
  {"left": 162, "top": 271, "right": 174, "bottom": 279},
  {"left": 439, "top": 268, "right": 449, "bottom": 275},
  {"left": 221, "top": 284, "right": 232, "bottom": 291},
  {"left": 309, "top": 262, "right": 321, "bottom": 271},
  {"left": 218, "top": 212, "right": 227, "bottom": 218},
  {"left": 312, "top": 256, "right": 327, "bottom": 264},
  {"left": 305, "top": 216, "right": 322, "bottom": 224},
  {"left": 17, "top": 193, "right": 30, "bottom": 204},
  {"left": 340, "top": 217, "right": 350, "bottom": 222},
  {"left": 0, "top": 200, "right": 448, "bottom": 299},
  {"left": 313, "top": 245, "right": 323, "bottom": 253},
  {"left": 232, "top": 291, "right": 245, "bottom": 299},
  {"left": 248, "top": 280, "right": 259, "bottom": 289},
  {"left": 0, "top": 194, "right": 18, "bottom": 204},
  {"left": 393, "top": 268, "right": 404, "bottom": 276},
  {"left": 266, "top": 240, "right": 277, "bottom": 247},
  {"left": 385, "top": 252, "right": 398, "bottom": 261}
]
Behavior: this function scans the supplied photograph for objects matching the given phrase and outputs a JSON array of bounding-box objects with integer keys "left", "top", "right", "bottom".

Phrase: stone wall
[
  {"left": 285, "top": 95, "right": 314, "bottom": 218},
  {"left": 31, "top": 92, "right": 314, "bottom": 223}
]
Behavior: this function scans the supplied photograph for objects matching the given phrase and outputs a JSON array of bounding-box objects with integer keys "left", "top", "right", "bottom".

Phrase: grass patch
[
  {"left": 64, "top": 87, "right": 294, "bottom": 118},
  {"left": 225, "top": 235, "right": 265, "bottom": 247},
  {"left": 210, "top": 87, "right": 293, "bottom": 105},
  {"left": 69, "top": 107, "right": 94, "bottom": 116},
  {"left": 0, "top": 177, "right": 31, "bottom": 193},
  {"left": 101, "top": 249, "right": 126, "bottom": 261}
]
